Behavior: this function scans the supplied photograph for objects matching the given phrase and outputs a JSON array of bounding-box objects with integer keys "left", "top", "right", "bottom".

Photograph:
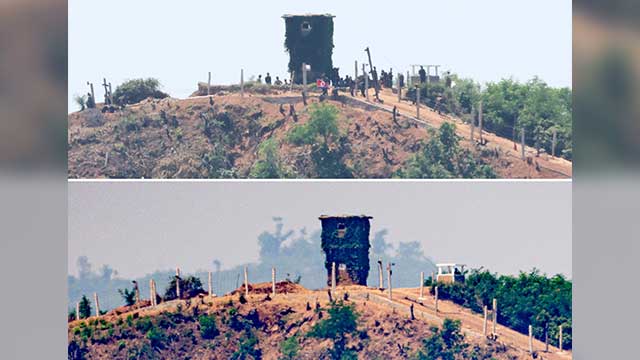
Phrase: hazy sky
[
  {"left": 68, "top": 181, "right": 572, "bottom": 279},
  {"left": 68, "top": 0, "right": 572, "bottom": 111}
]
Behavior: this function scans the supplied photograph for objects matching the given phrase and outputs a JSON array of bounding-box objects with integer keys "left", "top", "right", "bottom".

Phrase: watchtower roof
[
  {"left": 319, "top": 215, "right": 373, "bottom": 220},
  {"left": 282, "top": 13, "right": 335, "bottom": 19}
]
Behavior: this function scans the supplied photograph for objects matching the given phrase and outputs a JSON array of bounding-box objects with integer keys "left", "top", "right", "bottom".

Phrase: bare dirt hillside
[
  {"left": 69, "top": 284, "right": 571, "bottom": 359},
  {"left": 68, "top": 88, "right": 571, "bottom": 179}
]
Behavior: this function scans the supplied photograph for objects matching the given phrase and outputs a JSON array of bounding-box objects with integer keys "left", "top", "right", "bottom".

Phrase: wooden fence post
[
  {"left": 208, "top": 271, "right": 213, "bottom": 296},
  {"left": 434, "top": 286, "right": 439, "bottom": 312},
  {"left": 272, "top": 267, "right": 276, "bottom": 296},
  {"left": 492, "top": 298, "right": 498, "bottom": 335},
  {"left": 94, "top": 293, "right": 100, "bottom": 317},
  {"left": 244, "top": 266, "right": 249, "bottom": 297},
  {"left": 529, "top": 325, "right": 534, "bottom": 354},
  {"left": 483, "top": 305, "right": 488, "bottom": 336}
]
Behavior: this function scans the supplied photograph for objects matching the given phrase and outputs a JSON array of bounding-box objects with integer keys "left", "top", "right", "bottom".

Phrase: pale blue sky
[
  {"left": 68, "top": 0, "right": 572, "bottom": 111},
  {"left": 69, "top": 181, "right": 572, "bottom": 279}
]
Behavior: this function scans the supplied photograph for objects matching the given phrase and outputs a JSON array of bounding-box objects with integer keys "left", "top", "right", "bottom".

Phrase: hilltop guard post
[
  {"left": 436, "top": 263, "right": 466, "bottom": 283},
  {"left": 319, "top": 215, "right": 372, "bottom": 286},
  {"left": 283, "top": 14, "right": 335, "bottom": 84}
]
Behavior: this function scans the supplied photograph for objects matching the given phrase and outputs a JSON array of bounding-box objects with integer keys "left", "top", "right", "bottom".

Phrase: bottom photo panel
[{"left": 68, "top": 181, "right": 571, "bottom": 359}]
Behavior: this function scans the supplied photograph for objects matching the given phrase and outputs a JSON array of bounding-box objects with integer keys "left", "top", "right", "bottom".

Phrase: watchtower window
[
  {"left": 336, "top": 223, "right": 346, "bottom": 238},
  {"left": 301, "top": 21, "right": 312, "bottom": 35}
]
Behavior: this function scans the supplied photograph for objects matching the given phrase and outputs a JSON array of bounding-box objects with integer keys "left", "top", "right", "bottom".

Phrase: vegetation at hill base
[{"left": 429, "top": 268, "right": 572, "bottom": 349}]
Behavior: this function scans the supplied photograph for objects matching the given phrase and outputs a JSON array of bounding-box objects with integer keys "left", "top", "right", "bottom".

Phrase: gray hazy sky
[
  {"left": 68, "top": 181, "right": 572, "bottom": 279},
  {"left": 68, "top": 0, "right": 572, "bottom": 110}
]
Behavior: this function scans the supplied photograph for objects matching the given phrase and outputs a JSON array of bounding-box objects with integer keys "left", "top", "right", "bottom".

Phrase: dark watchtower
[
  {"left": 282, "top": 14, "right": 335, "bottom": 84},
  {"left": 319, "top": 215, "right": 372, "bottom": 286}
]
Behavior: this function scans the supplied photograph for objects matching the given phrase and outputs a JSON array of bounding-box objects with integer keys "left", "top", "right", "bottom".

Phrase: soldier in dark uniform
[
  {"left": 399, "top": 73, "right": 405, "bottom": 88},
  {"left": 265, "top": 73, "right": 272, "bottom": 85},
  {"left": 419, "top": 66, "right": 427, "bottom": 84}
]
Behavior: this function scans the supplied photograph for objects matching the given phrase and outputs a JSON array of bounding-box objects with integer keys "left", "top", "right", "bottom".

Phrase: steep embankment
[
  {"left": 69, "top": 283, "right": 558, "bottom": 359},
  {"left": 68, "top": 89, "right": 571, "bottom": 179}
]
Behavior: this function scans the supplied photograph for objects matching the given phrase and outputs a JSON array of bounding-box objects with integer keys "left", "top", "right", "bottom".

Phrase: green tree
[
  {"left": 78, "top": 295, "right": 92, "bottom": 319},
  {"left": 118, "top": 286, "right": 137, "bottom": 306},
  {"left": 199, "top": 314, "right": 220, "bottom": 339},
  {"left": 415, "top": 319, "right": 468, "bottom": 360},
  {"left": 250, "top": 138, "right": 288, "bottom": 178},
  {"left": 163, "top": 275, "right": 205, "bottom": 300},
  {"left": 279, "top": 335, "right": 300, "bottom": 359},
  {"left": 397, "top": 122, "right": 496, "bottom": 179},
  {"left": 112, "top": 78, "right": 168, "bottom": 106},
  {"left": 287, "top": 103, "right": 352, "bottom": 178},
  {"left": 308, "top": 301, "right": 359, "bottom": 359}
]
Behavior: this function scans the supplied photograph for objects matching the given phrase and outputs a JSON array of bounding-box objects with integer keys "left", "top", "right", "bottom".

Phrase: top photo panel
[{"left": 67, "top": 1, "right": 572, "bottom": 179}]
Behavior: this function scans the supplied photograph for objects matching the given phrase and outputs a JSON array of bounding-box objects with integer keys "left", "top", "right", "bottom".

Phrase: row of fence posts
[{"left": 78, "top": 264, "right": 566, "bottom": 354}]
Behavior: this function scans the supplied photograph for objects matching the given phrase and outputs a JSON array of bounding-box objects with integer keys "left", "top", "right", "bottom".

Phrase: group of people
[{"left": 256, "top": 73, "right": 288, "bottom": 86}]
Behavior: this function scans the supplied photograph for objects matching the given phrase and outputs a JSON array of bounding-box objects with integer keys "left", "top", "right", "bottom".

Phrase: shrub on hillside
[
  {"left": 308, "top": 300, "right": 359, "bottom": 359},
  {"left": 287, "top": 103, "right": 352, "bottom": 178},
  {"left": 396, "top": 122, "right": 497, "bottom": 179},
  {"left": 112, "top": 78, "right": 168, "bottom": 106},
  {"left": 199, "top": 314, "right": 220, "bottom": 339}
]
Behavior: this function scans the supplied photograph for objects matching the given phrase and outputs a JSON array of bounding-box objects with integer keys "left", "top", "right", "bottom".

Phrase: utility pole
[
  {"left": 419, "top": 271, "right": 425, "bottom": 299},
  {"left": 207, "top": 72, "right": 211, "bottom": 96}
]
